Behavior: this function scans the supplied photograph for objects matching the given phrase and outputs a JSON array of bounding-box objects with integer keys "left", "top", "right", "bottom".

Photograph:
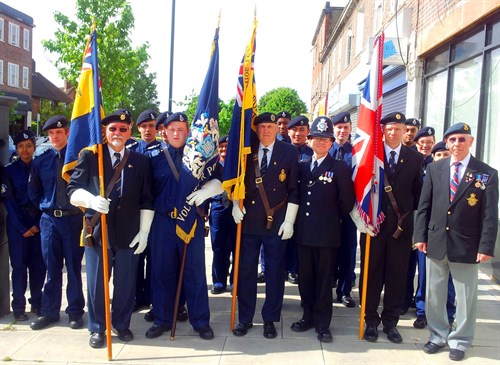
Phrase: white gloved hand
[
  {"left": 232, "top": 200, "right": 246, "bottom": 224},
  {"left": 129, "top": 209, "right": 154, "bottom": 254},
  {"left": 349, "top": 207, "right": 376, "bottom": 236},
  {"left": 278, "top": 203, "right": 299, "bottom": 240},
  {"left": 186, "top": 179, "right": 223, "bottom": 206},
  {"left": 70, "top": 188, "right": 110, "bottom": 214}
]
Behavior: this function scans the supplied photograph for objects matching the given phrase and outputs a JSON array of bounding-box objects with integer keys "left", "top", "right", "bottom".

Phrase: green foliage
[
  {"left": 258, "top": 87, "right": 307, "bottom": 117},
  {"left": 39, "top": 101, "right": 72, "bottom": 123}
]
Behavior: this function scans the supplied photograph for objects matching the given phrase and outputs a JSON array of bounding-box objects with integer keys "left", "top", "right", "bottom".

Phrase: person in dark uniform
[
  {"left": 403, "top": 118, "right": 421, "bottom": 148},
  {"left": 126, "top": 109, "right": 161, "bottom": 154},
  {"left": 276, "top": 111, "right": 291, "bottom": 143},
  {"left": 1, "top": 130, "right": 45, "bottom": 321},
  {"left": 361, "top": 112, "right": 423, "bottom": 344},
  {"left": 328, "top": 111, "right": 358, "bottom": 308},
  {"left": 232, "top": 112, "right": 299, "bottom": 339},
  {"left": 290, "top": 116, "right": 355, "bottom": 342},
  {"left": 68, "top": 109, "right": 154, "bottom": 348},
  {"left": 28, "top": 116, "right": 85, "bottom": 331},
  {"left": 155, "top": 111, "right": 171, "bottom": 147},
  {"left": 146, "top": 112, "right": 222, "bottom": 340}
]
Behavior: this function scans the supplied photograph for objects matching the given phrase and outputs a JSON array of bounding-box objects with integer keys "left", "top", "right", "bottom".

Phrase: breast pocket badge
[
  {"left": 279, "top": 169, "right": 286, "bottom": 182},
  {"left": 467, "top": 193, "right": 478, "bottom": 207}
]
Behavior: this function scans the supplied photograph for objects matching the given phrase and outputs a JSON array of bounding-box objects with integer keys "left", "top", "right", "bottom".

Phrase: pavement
[{"left": 1, "top": 239, "right": 499, "bottom": 365}]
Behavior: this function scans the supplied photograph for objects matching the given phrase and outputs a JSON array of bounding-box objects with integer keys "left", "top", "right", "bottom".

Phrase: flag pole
[
  {"left": 170, "top": 240, "right": 188, "bottom": 340},
  {"left": 230, "top": 200, "right": 244, "bottom": 331},
  {"left": 358, "top": 234, "right": 371, "bottom": 339}
]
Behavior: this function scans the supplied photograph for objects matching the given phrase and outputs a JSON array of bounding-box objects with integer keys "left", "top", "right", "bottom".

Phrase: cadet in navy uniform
[
  {"left": 1, "top": 130, "right": 45, "bottom": 321},
  {"left": 276, "top": 110, "right": 291, "bottom": 143},
  {"left": 155, "top": 111, "right": 172, "bottom": 147},
  {"left": 328, "top": 112, "right": 358, "bottom": 308},
  {"left": 403, "top": 118, "right": 421, "bottom": 148},
  {"left": 126, "top": 109, "right": 161, "bottom": 154},
  {"left": 415, "top": 123, "right": 498, "bottom": 361},
  {"left": 361, "top": 112, "right": 423, "bottom": 344},
  {"left": 232, "top": 112, "right": 299, "bottom": 339},
  {"left": 146, "top": 112, "right": 222, "bottom": 340},
  {"left": 290, "top": 116, "right": 355, "bottom": 342},
  {"left": 68, "top": 109, "right": 154, "bottom": 348},
  {"left": 28, "top": 116, "right": 85, "bottom": 331}
]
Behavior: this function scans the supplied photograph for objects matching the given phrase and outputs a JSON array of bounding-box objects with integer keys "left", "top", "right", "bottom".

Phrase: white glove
[
  {"left": 70, "top": 188, "right": 109, "bottom": 214},
  {"left": 129, "top": 209, "right": 154, "bottom": 254},
  {"left": 349, "top": 207, "right": 376, "bottom": 236},
  {"left": 278, "top": 203, "right": 299, "bottom": 240},
  {"left": 186, "top": 179, "right": 223, "bottom": 206},
  {"left": 232, "top": 200, "right": 246, "bottom": 224}
]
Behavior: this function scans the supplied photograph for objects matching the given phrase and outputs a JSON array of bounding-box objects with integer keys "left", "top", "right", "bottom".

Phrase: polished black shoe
[
  {"left": 257, "top": 272, "right": 266, "bottom": 283},
  {"left": 413, "top": 315, "right": 427, "bottom": 329},
  {"left": 69, "top": 314, "right": 83, "bottom": 329},
  {"left": 383, "top": 326, "right": 403, "bottom": 344},
  {"left": 144, "top": 309, "right": 155, "bottom": 322},
  {"left": 14, "top": 313, "right": 29, "bottom": 321},
  {"left": 316, "top": 328, "right": 333, "bottom": 343},
  {"left": 195, "top": 325, "right": 214, "bottom": 340},
  {"left": 233, "top": 322, "right": 253, "bottom": 336},
  {"left": 423, "top": 341, "right": 444, "bottom": 354},
  {"left": 449, "top": 349, "right": 465, "bottom": 361},
  {"left": 115, "top": 328, "right": 134, "bottom": 342},
  {"left": 145, "top": 324, "right": 171, "bottom": 339},
  {"left": 210, "top": 284, "right": 226, "bottom": 295},
  {"left": 291, "top": 319, "right": 314, "bottom": 332},
  {"left": 363, "top": 325, "right": 378, "bottom": 342},
  {"left": 287, "top": 272, "right": 299, "bottom": 284},
  {"left": 340, "top": 295, "right": 356, "bottom": 308},
  {"left": 30, "top": 316, "right": 58, "bottom": 330},
  {"left": 263, "top": 321, "right": 277, "bottom": 339},
  {"left": 177, "top": 306, "right": 188, "bottom": 322},
  {"left": 89, "top": 332, "right": 105, "bottom": 348}
]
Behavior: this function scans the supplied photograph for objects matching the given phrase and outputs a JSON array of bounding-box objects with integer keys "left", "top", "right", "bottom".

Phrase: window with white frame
[
  {"left": 374, "top": 0, "right": 384, "bottom": 32},
  {"left": 8, "top": 62, "right": 19, "bottom": 87},
  {"left": 345, "top": 27, "right": 353, "bottom": 68},
  {"left": 23, "top": 29, "right": 30, "bottom": 50},
  {"left": 9, "top": 22, "right": 19, "bottom": 46},
  {"left": 22, "top": 66, "right": 29, "bottom": 89},
  {"left": 0, "top": 18, "right": 4, "bottom": 41},
  {"left": 0, "top": 60, "right": 3, "bottom": 84},
  {"left": 355, "top": 8, "right": 364, "bottom": 55}
]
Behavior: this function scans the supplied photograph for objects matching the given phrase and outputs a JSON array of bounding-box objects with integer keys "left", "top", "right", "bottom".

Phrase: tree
[
  {"left": 258, "top": 87, "right": 307, "bottom": 117},
  {"left": 42, "top": 0, "right": 159, "bottom": 115}
]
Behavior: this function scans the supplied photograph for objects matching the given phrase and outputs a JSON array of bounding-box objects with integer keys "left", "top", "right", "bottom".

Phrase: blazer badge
[
  {"left": 279, "top": 169, "right": 286, "bottom": 182},
  {"left": 467, "top": 193, "right": 478, "bottom": 207}
]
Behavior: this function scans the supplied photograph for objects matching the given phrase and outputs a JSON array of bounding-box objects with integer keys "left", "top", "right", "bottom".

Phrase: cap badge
[
  {"left": 343, "top": 116, "right": 348, "bottom": 122},
  {"left": 395, "top": 114, "right": 401, "bottom": 120},
  {"left": 279, "top": 169, "right": 286, "bottom": 182},
  {"left": 270, "top": 114, "right": 276, "bottom": 122},
  {"left": 120, "top": 114, "right": 126, "bottom": 121},
  {"left": 150, "top": 113, "right": 155, "bottom": 119},
  {"left": 463, "top": 124, "right": 469, "bottom": 131},
  {"left": 56, "top": 121, "right": 62, "bottom": 128},
  {"left": 23, "top": 133, "right": 28, "bottom": 139},
  {"left": 179, "top": 115, "right": 184, "bottom": 122},
  {"left": 317, "top": 118, "right": 327, "bottom": 132},
  {"left": 281, "top": 112, "right": 286, "bottom": 118},
  {"left": 427, "top": 129, "right": 432, "bottom": 135}
]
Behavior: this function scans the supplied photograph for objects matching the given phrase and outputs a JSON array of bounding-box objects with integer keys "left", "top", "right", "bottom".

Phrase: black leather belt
[{"left": 43, "top": 209, "right": 81, "bottom": 217}]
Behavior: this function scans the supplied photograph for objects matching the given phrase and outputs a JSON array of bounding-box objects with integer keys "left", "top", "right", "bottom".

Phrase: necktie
[
  {"left": 174, "top": 149, "right": 183, "bottom": 172},
  {"left": 337, "top": 146, "right": 344, "bottom": 161},
  {"left": 55, "top": 152, "right": 67, "bottom": 208},
  {"left": 260, "top": 148, "right": 269, "bottom": 176},
  {"left": 450, "top": 161, "right": 461, "bottom": 203},
  {"left": 388, "top": 150, "right": 397, "bottom": 173},
  {"left": 112, "top": 152, "right": 122, "bottom": 198},
  {"left": 311, "top": 160, "right": 319, "bottom": 174}
]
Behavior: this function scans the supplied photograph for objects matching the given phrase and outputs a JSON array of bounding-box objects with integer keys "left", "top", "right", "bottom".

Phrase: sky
[{"left": 4, "top": 0, "right": 348, "bottom": 112}]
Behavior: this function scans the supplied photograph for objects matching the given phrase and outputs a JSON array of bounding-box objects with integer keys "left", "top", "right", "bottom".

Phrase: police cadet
[
  {"left": 155, "top": 111, "right": 172, "bottom": 147},
  {"left": 403, "top": 117, "right": 421, "bottom": 148},
  {"left": 291, "top": 116, "right": 355, "bottom": 343},
  {"left": 126, "top": 109, "right": 161, "bottom": 154},
  {"left": 328, "top": 111, "right": 357, "bottom": 308},
  {"left": 232, "top": 112, "right": 299, "bottom": 339},
  {"left": 360, "top": 112, "right": 423, "bottom": 344},
  {"left": 2, "top": 130, "right": 45, "bottom": 321},
  {"left": 68, "top": 109, "right": 154, "bottom": 348},
  {"left": 276, "top": 110, "right": 291, "bottom": 143},
  {"left": 28, "top": 116, "right": 85, "bottom": 331},
  {"left": 146, "top": 112, "right": 222, "bottom": 340}
]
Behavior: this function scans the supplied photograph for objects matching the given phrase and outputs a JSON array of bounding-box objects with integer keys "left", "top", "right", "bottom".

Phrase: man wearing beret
[
  {"left": 155, "top": 111, "right": 172, "bottom": 147},
  {"left": 28, "top": 116, "right": 85, "bottom": 331},
  {"left": 431, "top": 141, "right": 451, "bottom": 160},
  {"left": 276, "top": 111, "right": 291, "bottom": 143},
  {"left": 126, "top": 109, "right": 162, "bottom": 154},
  {"left": 68, "top": 109, "right": 154, "bottom": 348},
  {"left": 360, "top": 111, "right": 423, "bottom": 344},
  {"left": 403, "top": 118, "right": 421, "bottom": 148},
  {"left": 232, "top": 112, "right": 299, "bottom": 339},
  {"left": 414, "top": 123, "right": 498, "bottom": 361}
]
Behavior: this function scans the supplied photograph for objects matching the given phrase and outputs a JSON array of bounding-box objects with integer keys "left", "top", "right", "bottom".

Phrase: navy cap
[
  {"left": 443, "top": 122, "right": 472, "bottom": 139},
  {"left": 276, "top": 111, "right": 291, "bottom": 120},
  {"left": 13, "top": 130, "right": 36, "bottom": 145},
  {"left": 405, "top": 118, "right": 421, "bottom": 128},
  {"left": 254, "top": 112, "right": 277, "bottom": 125},
  {"left": 101, "top": 109, "right": 133, "bottom": 126},
  {"left": 308, "top": 116, "right": 334, "bottom": 139},
  {"left": 332, "top": 112, "right": 351, "bottom": 125},
  {"left": 42, "top": 115, "right": 68, "bottom": 131},
  {"left": 218, "top": 135, "right": 228, "bottom": 144},
  {"left": 431, "top": 140, "right": 448, "bottom": 154},
  {"left": 165, "top": 112, "right": 188, "bottom": 127},
  {"left": 288, "top": 115, "right": 309, "bottom": 129},
  {"left": 156, "top": 111, "right": 172, "bottom": 129},
  {"left": 413, "top": 126, "right": 435, "bottom": 142},
  {"left": 380, "top": 112, "right": 406, "bottom": 125},
  {"left": 136, "top": 109, "right": 157, "bottom": 126}
]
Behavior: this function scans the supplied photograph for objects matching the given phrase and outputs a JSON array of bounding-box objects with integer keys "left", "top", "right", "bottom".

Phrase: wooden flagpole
[
  {"left": 230, "top": 199, "right": 244, "bottom": 331},
  {"left": 358, "top": 234, "right": 371, "bottom": 339}
]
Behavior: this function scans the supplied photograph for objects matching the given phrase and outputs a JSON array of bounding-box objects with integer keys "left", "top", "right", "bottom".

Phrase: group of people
[{"left": 1, "top": 106, "right": 497, "bottom": 362}]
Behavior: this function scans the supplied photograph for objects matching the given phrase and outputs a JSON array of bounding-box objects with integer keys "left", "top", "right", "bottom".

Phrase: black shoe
[
  {"left": 383, "top": 326, "right": 403, "bottom": 344},
  {"left": 423, "top": 341, "right": 444, "bottom": 354},
  {"left": 210, "top": 284, "right": 226, "bottom": 295},
  {"left": 449, "top": 349, "right": 465, "bottom": 361},
  {"left": 177, "top": 306, "right": 188, "bottom": 322},
  {"left": 363, "top": 325, "right": 378, "bottom": 342},
  {"left": 30, "top": 316, "right": 59, "bottom": 330},
  {"left": 144, "top": 309, "right": 155, "bottom": 322},
  {"left": 14, "top": 313, "right": 29, "bottom": 321},
  {"left": 114, "top": 328, "right": 134, "bottom": 342},
  {"left": 145, "top": 324, "right": 171, "bottom": 339},
  {"left": 233, "top": 322, "right": 253, "bottom": 336},
  {"left": 257, "top": 272, "right": 266, "bottom": 283},
  {"left": 89, "top": 332, "right": 105, "bottom": 348},
  {"left": 195, "top": 325, "right": 214, "bottom": 340},
  {"left": 400, "top": 306, "right": 409, "bottom": 315},
  {"left": 31, "top": 307, "right": 41, "bottom": 316},
  {"left": 340, "top": 295, "right": 356, "bottom": 308},
  {"left": 291, "top": 319, "right": 314, "bottom": 332},
  {"left": 287, "top": 273, "right": 298, "bottom": 284},
  {"left": 69, "top": 314, "right": 83, "bottom": 329},
  {"left": 413, "top": 315, "right": 427, "bottom": 329},
  {"left": 263, "top": 321, "right": 277, "bottom": 339},
  {"left": 317, "top": 328, "right": 332, "bottom": 343}
]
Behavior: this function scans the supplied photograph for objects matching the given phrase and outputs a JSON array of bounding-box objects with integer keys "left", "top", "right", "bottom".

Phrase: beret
[
  {"left": 254, "top": 112, "right": 277, "bottom": 125},
  {"left": 101, "top": 109, "right": 133, "bottom": 125},
  {"left": 218, "top": 135, "right": 228, "bottom": 144},
  {"left": 42, "top": 115, "right": 68, "bottom": 131},
  {"left": 308, "top": 116, "right": 334, "bottom": 139},
  {"left": 332, "top": 111, "right": 351, "bottom": 125},
  {"left": 443, "top": 122, "right": 472, "bottom": 139},
  {"left": 276, "top": 111, "right": 291, "bottom": 120},
  {"left": 380, "top": 112, "right": 406, "bottom": 125},
  {"left": 165, "top": 112, "right": 188, "bottom": 126},
  {"left": 413, "top": 126, "right": 435, "bottom": 142},
  {"left": 136, "top": 109, "right": 157, "bottom": 126},
  {"left": 288, "top": 115, "right": 309, "bottom": 129},
  {"left": 405, "top": 118, "right": 421, "bottom": 128},
  {"left": 13, "top": 130, "right": 36, "bottom": 145},
  {"left": 156, "top": 111, "right": 172, "bottom": 129},
  {"left": 431, "top": 140, "right": 448, "bottom": 154}
]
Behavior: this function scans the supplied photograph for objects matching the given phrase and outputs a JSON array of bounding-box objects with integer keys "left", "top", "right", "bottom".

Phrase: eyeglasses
[
  {"left": 108, "top": 127, "right": 129, "bottom": 133},
  {"left": 448, "top": 136, "right": 467, "bottom": 143}
]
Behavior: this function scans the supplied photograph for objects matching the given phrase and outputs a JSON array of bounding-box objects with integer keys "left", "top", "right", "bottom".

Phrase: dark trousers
[
  {"left": 335, "top": 216, "right": 357, "bottom": 298},
  {"left": 237, "top": 233, "right": 286, "bottom": 323},
  {"left": 297, "top": 245, "right": 338, "bottom": 329},
  {"left": 285, "top": 237, "right": 297, "bottom": 274},
  {"left": 209, "top": 205, "right": 236, "bottom": 287},
  {"left": 403, "top": 249, "right": 418, "bottom": 308}
]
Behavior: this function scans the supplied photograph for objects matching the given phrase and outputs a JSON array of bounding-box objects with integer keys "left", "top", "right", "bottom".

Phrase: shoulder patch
[{"left": 1, "top": 183, "right": 7, "bottom": 195}]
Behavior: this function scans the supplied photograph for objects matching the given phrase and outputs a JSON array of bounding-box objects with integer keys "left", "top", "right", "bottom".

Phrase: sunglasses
[
  {"left": 448, "top": 136, "right": 467, "bottom": 143},
  {"left": 108, "top": 127, "right": 129, "bottom": 133}
]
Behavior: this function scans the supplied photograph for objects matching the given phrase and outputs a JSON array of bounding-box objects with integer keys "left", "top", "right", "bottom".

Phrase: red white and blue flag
[{"left": 351, "top": 32, "right": 385, "bottom": 233}]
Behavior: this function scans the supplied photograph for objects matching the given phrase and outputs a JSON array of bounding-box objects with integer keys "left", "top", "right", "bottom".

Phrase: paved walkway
[{"left": 1, "top": 240, "right": 499, "bottom": 364}]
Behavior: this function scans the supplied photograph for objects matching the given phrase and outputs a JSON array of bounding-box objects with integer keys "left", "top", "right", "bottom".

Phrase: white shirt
[
  {"left": 384, "top": 143, "right": 402, "bottom": 165},
  {"left": 450, "top": 153, "right": 471, "bottom": 184},
  {"left": 258, "top": 142, "right": 275, "bottom": 167},
  {"left": 310, "top": 155, "right": 327, "bottom": 171},
  {"left": 107, "top": 145, "right": 125, "bottom": 193}
]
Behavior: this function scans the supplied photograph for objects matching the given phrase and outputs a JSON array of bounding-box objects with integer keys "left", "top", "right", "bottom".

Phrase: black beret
[
  {"left": 165, "top": 112, "right": 188, "bottom": 126},
  {"left": 254, "top": 112, "right": 277, "bottom": 125},
  {"left": 101, "top": 109, "right": 133, "bottom": 126},
  {"left": 276, "top": 111, "right": 291, "bottom": 120},
  {"left": 42, "top": 115, "right": 68, "bottom": 131},
  {"left": 13, "top": 130, "right": 36, "bottom": 145},
  {"left": 288, "top": 115, "right": 309, "bottom": 129},
  {"left": 137, "top": 109, "right": 157, "bottom": 126},
  {"left": 332, "top": 111, "right": 351, "bottom": 125},
  {"left": 405, "top": 118, "right": 421, "bottom": 128},
  {"left": 431, "top": 140, "right": 448, "bottom": 154},
  {"left": 413, "top": 126, "right": 435, "bottom": 142},
  {"left": 308, "top": 116, "right": 334, "bottom": 139},
  {"left": 443, "top": 122, "right": 472, "bottom": 139},
  {"left": 380, "top": 112, "right": 406, "bottom": 125},
  {"left": 156, "top": 111, "right": 172, "bottom": 129},
  {"left": 218, "top": 135, "right": 228, "bottom": 144}
]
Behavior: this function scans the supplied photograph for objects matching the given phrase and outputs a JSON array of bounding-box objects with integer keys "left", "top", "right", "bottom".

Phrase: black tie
[
  {"left": 389, "top": 150, "right": 397, "bottom": 173},
  {"left": 260, "top": 148, "right": 269, "bottom": 176},
  {"left": 311, "top": 160, "right": 319, "bottom": 175},
  {"left": 112, "top": 152, "right": 122, "bottom": 198},
  {"left": 175, "top": 149, "right": 183, "bottom": 172},
  {"left": 55, "top": 152, "right": 67, "bottom": 208},
  {"left": 337, "top": 146, "right": 344, "bottom": 161}
]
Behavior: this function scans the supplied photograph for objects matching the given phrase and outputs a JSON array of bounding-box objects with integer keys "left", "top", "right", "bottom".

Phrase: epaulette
[
  {"left": 126, "top": 139, "right": 139, "bottom": 149},
  {"left": 145, "top": 143, "right": 162, "bottom": 158}
]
